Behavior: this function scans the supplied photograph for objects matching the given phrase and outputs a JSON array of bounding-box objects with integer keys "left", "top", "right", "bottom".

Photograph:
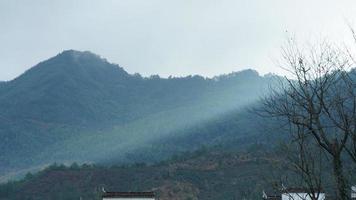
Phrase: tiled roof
[
  {"left": 265, "top": 195, "right": 281, "bottom": 200},
  {"left": 102, "top": 192, "right": 155, "bottom": 198}
]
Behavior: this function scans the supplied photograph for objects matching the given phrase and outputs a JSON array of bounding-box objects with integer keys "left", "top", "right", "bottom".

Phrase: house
[
  {"left": 102, "top": 191, "right": 156, "bottom": 200},
  {"left": 263, "top": 188, "right": 325, "bottom": 200},
  {"left": 281, "top": 188, "right": 325, "bottom": 200}
]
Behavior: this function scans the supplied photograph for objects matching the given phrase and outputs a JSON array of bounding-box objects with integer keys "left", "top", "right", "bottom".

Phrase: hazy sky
[{"left": 1, "top": 0, "right": 356, "bottom": 81}]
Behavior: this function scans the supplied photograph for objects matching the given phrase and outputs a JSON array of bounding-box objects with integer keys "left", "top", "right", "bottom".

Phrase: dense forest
[
  {"left": 0, "top": 50, "right": 279, "bottom": 181},
  {"left": 0, "top": 145, "right": 286, "bottom": 200}
]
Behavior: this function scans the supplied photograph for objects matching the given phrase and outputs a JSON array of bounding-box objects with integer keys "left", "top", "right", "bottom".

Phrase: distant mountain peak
[
  {"left": 39, "top": 49, "right": 129, "bottom": 75},
  {"left": 59, "top": 49, "right": 100, "bottom": 57},
  {"left": 9, "top": 49, "right": 129, "bottom": 86},
  {"left": 54, "top": 49, "right": 108, "bottom": 64}
]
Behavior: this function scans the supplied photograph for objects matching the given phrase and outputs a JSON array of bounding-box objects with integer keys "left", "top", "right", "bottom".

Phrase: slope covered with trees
[
  {"left": 0, "top": 146, "right": 280, "bottom": 200},
  {"left": 0, "top": 50, "right": 278, "bottom": 180}
]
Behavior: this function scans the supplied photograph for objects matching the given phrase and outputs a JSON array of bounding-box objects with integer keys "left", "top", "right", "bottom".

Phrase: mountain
[{"left": 0, "top": 50, "right": 278, "bottom": 180}]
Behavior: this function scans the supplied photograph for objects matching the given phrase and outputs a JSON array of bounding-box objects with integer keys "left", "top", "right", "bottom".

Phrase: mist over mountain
[{"left": 0, "top": 50, "right": 278, "bottom": 181}]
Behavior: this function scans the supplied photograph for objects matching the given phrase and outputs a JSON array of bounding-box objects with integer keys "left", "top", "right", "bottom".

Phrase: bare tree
[
  {"left": 285, "top": 125, "right": 324, "bottom": 200},
  {"left": 264, "top": 125, "right": 325, "bottom": 200},
  {"left": 261, "top": 38, "right": 356, "bottom": 200}
]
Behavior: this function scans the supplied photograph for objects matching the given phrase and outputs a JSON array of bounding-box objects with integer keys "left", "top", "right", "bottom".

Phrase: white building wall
[
  {"left": 281, "top": 193, "right": 325, "bottom": 200},
  {"left": 351, "top": 186, "right": 356, "bottom": 199}
]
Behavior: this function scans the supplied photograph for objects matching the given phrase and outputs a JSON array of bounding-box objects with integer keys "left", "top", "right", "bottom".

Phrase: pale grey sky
[{"left": 0, "top": 0, "right": 356, "bottom": 80}]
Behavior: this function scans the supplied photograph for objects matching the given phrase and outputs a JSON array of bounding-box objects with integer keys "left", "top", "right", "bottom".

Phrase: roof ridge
[{"left": 102, "top": 191, "right": 155, "bottom": 198}]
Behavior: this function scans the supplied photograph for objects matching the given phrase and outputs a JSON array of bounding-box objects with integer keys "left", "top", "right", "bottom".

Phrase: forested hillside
[
  {"left": 0, "top": 50, "right": 278, "bottom": 180},
  {"left": 1, "top": 51, "right": 354, "bottom": 200},
  {"left": 0, "top": 146, "right": 280, "bottom": 200}
]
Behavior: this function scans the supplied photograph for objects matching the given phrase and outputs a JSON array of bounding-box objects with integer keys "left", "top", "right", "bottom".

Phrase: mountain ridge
[{"left": 6, "top": 50, "right": 270, "bottom": 83}]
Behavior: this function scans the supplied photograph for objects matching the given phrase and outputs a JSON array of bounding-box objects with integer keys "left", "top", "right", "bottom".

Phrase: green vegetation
[
  {"left": 0, "top": 50, "right": 279, "bottom": 180},
  {"left": 0, "top": 147, "right": 279, "bottom": 200}
]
